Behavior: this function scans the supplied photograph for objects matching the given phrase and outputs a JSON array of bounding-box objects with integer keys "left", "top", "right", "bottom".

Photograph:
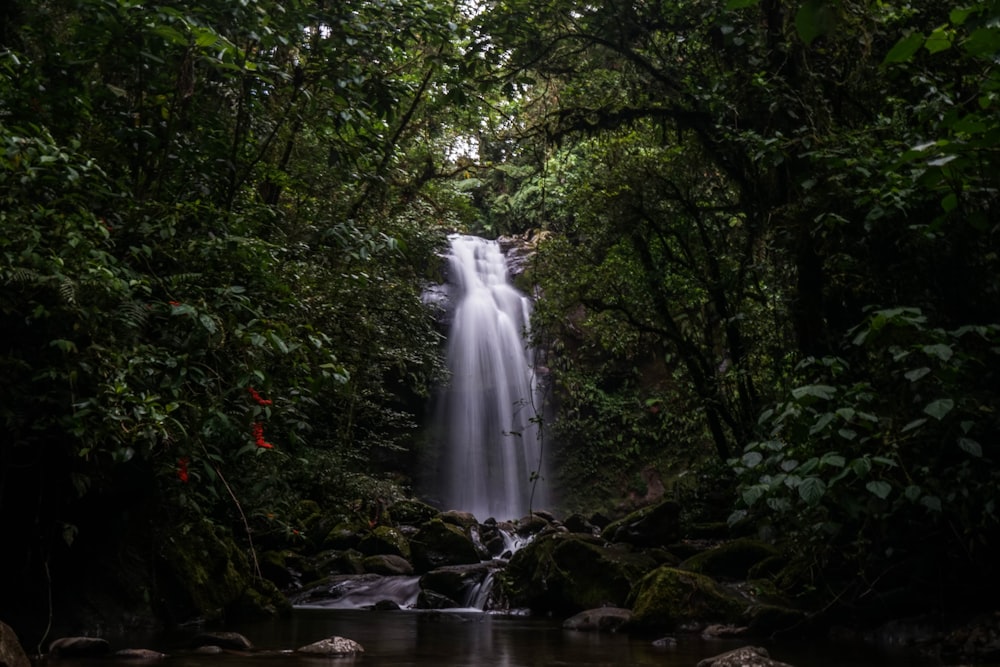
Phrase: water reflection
[{"left": 66, "top": 609, "right": 941, "bottom": 667}]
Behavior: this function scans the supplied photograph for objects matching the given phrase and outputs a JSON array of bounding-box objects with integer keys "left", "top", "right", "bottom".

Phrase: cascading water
[{"left": 432, "top": 234, "right": 548, "bottom": 521}]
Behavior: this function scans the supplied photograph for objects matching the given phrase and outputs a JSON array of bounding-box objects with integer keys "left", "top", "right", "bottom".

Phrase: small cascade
[
  {"left": 430, "top": 234, "right": 549, "bottom": 520},
  {"left": 294, "top": 574, "right": 421, "bottom": 610}
]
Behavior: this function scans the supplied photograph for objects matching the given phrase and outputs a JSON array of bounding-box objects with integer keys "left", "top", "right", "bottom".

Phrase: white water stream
[{"left": 434, "top": 235, "right": 548, "bottom": 520}]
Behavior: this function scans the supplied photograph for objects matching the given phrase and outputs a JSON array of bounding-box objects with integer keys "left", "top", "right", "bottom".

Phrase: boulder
[
  {"left": 563, "top": 513, "right": 598, "bottom": 535},
  {"left": 601, "top": 499, "right": 681, "bottom": 547},
  {"left": 410, "top": 519, "right": 480, "bottom": 572},
  {"left": 416, "top": 590, "right": 462, "bottom": 609},
  {"left": 389, "top": 499, "right": 439, "bottom": 526},
  {"left": 420, "top": 563, "right": 496, "bottom": 607},
  {"left": 696, "top": 646, "right": 796, "bottom": 667},
  {"left": 296, "top": 636, "right": 364, "bottom": 656},
  {"left": 626, "top": 566, "right": 745, "bottom": 631},
  {"left": 505, "top": 533, "right": 657, "bottom": 613},
  {"left": 562, "top": 607, "right": 633, "bottom": 633},
  {"left": 358, "top": 526, "right": 412, "bottom": 560},
  {"left": 0, "top": 622, "right": 30, "bottom": 667},
  {"left": 681, "top": 539, "right": 782, "bottom": 580},
  {"left": 362, "top": 554, "right": 414, "bottom": 576},
  {"left": 323, "top": 520, "right": 367, "bottom": 551},
  {"left": 48, "top": 637, "right": 111, "bottom": 658},
  {"left": 440, "top": 510, "right": 479, "bottom": 530}
]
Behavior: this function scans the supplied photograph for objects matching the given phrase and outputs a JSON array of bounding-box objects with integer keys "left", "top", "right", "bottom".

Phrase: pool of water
[{"left": 112, "top": 609, "right": 941, "bottom": 667}]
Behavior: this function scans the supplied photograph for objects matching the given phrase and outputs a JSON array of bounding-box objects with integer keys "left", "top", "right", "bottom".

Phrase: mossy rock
[
  {"left": 390, "top": 499, "right": 439, "bottom": 526},
  {"left": 626, "top": 566, "right": 744, "bottom": 631},
  {"left": 505, "top": 533, "right": 657, "bottom": 614},
  {"left": 419, "top": 563, "right": 495, "bottom": 605},
  {"left": 681, "top": 539, "right": 781, "bottom": 580},
  {"left": 601, "top": 500, "right": 681, "bottom": 547},
  {"left": 323, "top": 519, "right": 368, "bottom": 551},
  {"left": 409, "top": 518, "right": 480, "bottom": 572},
  {"left": 358, "top": 526, "right": 411, "bottom": 560},
  {"left": 159, "top": 519, "right": 290, "bottom": 622}
]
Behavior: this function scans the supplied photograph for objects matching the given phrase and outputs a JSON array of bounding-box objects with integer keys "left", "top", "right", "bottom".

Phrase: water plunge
[{"left": 431, "top": 235, "right": 548, "bottom": 520}]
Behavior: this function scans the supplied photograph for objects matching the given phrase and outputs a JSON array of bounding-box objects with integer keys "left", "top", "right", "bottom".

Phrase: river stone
[
  {"left": 48, "top": 637, "right": 111, "bottom": 657},
  {"left": 440, "top": 510, "right": 479, "bottom": 530},
  {"left": 696, "top": 646, "right": 796, "bottom": 667},
  {"left": 362, "top": 554, "right": 414, "bottom": 576},
  {"left": 626, "top": 566, "right": 744, "bottom": 631},
  {"left": 420, "top": 562, "right": 495, "bottom": 605},
  {"left": 681, "top": 539, "right": 782, "bottom": 580},
  {"left": 296, "top": 636, "right": 364, "bottom": 656},
  {"left": 190, "top": 632, "right": 252, "bottom": 650},
  {"left": 562, "top": 607, "right": 633, "bottom": 633},
  {"left": 506, "top": 533, "right": 657, "bottom": 613},
  {"left": 0, "top": 622, "right": 30, "bottom": 667},
  {"left": 113, "top": 649, "right": 168, "bottom": 660},
  {"left": 601, "top": 499, "right": 681, "bottom": 547},
  {"left": 410, "top": 518, "right": 480, "bottom": 572},
  {"left": 416, "top": 590, "right": 462, "bottom": 609}
]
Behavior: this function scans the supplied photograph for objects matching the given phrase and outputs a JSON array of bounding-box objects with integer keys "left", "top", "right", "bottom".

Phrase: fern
[
  {"left": 116, "top": 300, "right": 149, "bottom": 330},
  {"left": 58, "top": 277, "right": 77, "bottom": 305}
]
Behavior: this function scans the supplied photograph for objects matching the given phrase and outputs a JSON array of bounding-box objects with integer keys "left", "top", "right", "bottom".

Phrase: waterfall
[{"left": 433, "top": 234, "right": 548, "bottom": 520}]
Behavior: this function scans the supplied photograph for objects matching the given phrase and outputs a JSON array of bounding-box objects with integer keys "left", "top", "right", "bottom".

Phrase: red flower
[
  {"left": 177, "top": 456, "right": 190, "bottom": 483},
  {"left": 169, "top": 300, "right": 181, "bottom": 307},
  {"left": 252, "top": 421, "right": 274, "bottom": 449},
  {"left": 247, "top": 386, "right": 273, "bottom": 406}
]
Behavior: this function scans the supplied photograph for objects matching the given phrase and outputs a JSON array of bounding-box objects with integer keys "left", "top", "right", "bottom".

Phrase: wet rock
[
  {"left": 113, "top": 649, "right": 168, "bottom": 660},
  {"left": 563, "top": 513, "right": 598, "bottom": 535},
  {"left": 362, "top": 554, "right": 414, "bottom": 576},
  {"left": 562, "top": 607, "right": 633, "bottom": 633},
  {"left": 0, "top": 622, "right": 30, "bottom": 667},
  {"left": 514, "top": 514, "right": 549, "bottom": 538},
  {"left": 417, "top": 590, "right": 462, "bottom": 609},
  {"left": 296, "top": 636, "right": 364, "bottom": 656},
  {"left": 440, "top": 510, "right": 478, "bottom": 530},
  {"left": 626, "top": 566, "right": 744, "bottom": 631},
  {"left": 48, "top": 637, "right": 111, "bottom": 658},
  {"left": 506, "top": 533, "right": 657, "bottom": 613},
  {"left": 192, "top": 646, "right": 223, "bottom": 655},
  {"left": 410, "top": 518, "right": 480, "bottom": 572},
  {"left": 652, "top": 636, "right": 677, "bottom": 648},
  {"left": 681, "top": 539, "right": 782, "bottom": 581},
  {"left": 420, "top": 563, "right": 496, "bottom": 607},
  {"left": 323, "top": 520, "right": 367, "bottom": 551},
  {"left": 372, "top": 600, "right": 401, "bottom": 611},
  {"left": 701, "top": 623, "right": 749, "bottom": 638},
  {"left": 358, "top": 526, "right": 411, "bottom": 560},
  {"left": 601, "top": 499, "right": 681, "bottom": 548},
  {"left": 389, "top": 499, "right": 439, "bottom": 526},
  {"left": 191, "top": 631, "right": 253, "bottom": 650},
  {"left": 696, "top": 645, "right": 795, "bottom": 667}
]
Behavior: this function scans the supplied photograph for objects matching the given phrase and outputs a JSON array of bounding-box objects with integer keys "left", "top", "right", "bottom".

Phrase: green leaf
[
  {"left": 883, "top": 32, "right": 925, "bottom": 64},
  {"left": 924, "top": 26, "right": 953, "bottom": 53},
  {"left": 791, "top": 384, "right": 837, "bottom": 401},
  {"left": 904, "top": 367, "right": 931, "bottom": 382},
  {"left": 924, "top": 398, "right": 954, "bottom": 420},
  {"left": 958, "top": 437, "right": 983, "bottom": 457},
  {"left": 798, "top": 476, "right": 827, "bottom": 505},
  {"left": 820, "top": 452, "right": 846, "bottom": 468},
  {"left": 921, "top": 495, "right": 942, "bottom": 512},
  {"left": 964, "top": 27, "right": 1000, "bottom": 57},
  {"left": 904, "top": 484, "right": 922, "bottom": 502},
  {"left": 866, "top": 480, "right": 892, "bottom": 500},
  {"left": 726, "top": 0, "right": 759, "bottom": 7},
  {"left": 795, "top": 0, "right": 835, "bottom": 46},
  {"left": 922, "top": 343, "right": 953, "bottom": 361},
  {"left": 902, "top": 417, "right": 928, "bottom": 432},
  {"left": 742, "top": 451, "right": 763, "bottom": 468},
  {"left": 949, "top": 7, "right": 976, "bottom": 25},
  {"left": 850, "top": 456, "right": 872, "bottom": 477}
]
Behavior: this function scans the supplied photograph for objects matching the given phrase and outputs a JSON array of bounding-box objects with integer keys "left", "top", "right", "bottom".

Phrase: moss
[
  {"left": 627, "top": 566, "right": 744, "bottom": 631},
  {"left": 505, "top": 533, "right": 657, "bottom": 613},
  {"left": 358, "top": 526, "right": 411, "bottom": 560},
  {"left": 159, "top": 519, "right": 289, "bottom": 623},
  {"left": 681, "top": 539, "right": 781, "bottom": 580}
]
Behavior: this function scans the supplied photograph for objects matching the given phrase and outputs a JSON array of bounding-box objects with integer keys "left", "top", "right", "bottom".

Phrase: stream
[{"left": 73, "top": 609, "right": 938, "bottom": 667}]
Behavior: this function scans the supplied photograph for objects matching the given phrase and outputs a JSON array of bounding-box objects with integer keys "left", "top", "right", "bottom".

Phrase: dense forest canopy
[{"left": 2, "top": 0, "right": 998, "bottom": 642}]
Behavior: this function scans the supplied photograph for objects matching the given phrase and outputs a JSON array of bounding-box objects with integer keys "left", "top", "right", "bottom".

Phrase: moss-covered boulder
[
  {"left": 681, "top": 539, "right": 782, "bottom": 581},
  {"left": 626, "top": 566, "right": 744, "bottom": 632},
  {"left": 505, "top": 533, "right": 657, "bottom": 614},
  {"left": 159, "top": 519, "right": 290, "bottom": 622},
  {"left": 322, "top": 519, "right": 368, "bottom": 551},
  {"left": 358, "top": 526, "right": 411, "bottom": 560},
  {"left": 601, "top": 500, "right": 681, "bottom": 547},
  {"left": 390, "top": 499, "right": 439, "bottom": 526},
  {"left": 409, "top": 519, "right": 480, "bottom": 572}
]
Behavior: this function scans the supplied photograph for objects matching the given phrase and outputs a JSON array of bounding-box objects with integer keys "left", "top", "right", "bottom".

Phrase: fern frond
[{"left": 116, "top": 300, "right": 149, "bottom": 330}]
